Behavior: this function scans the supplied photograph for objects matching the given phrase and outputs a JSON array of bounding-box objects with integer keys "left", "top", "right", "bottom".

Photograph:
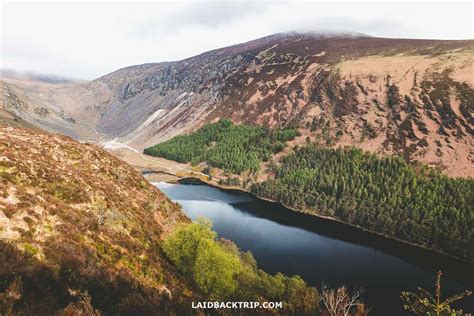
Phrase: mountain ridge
[{"left": 0, "top": 32, "right": 472, "bottom": 177}]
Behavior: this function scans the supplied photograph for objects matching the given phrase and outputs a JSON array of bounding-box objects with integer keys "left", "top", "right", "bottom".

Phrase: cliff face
[
  {"left": 1, "top": 33, "right": 473, "bottom": 177},
  {"left": 0, "top": 125, "right": 195, "bottom": 314}
]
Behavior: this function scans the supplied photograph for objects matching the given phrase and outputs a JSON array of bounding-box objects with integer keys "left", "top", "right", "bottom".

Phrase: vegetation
[
  {"left": 60, "top": 291, "right": 101, "bottom": 316},
  {"left": 0, "top": 277, "right": 22, "bottom": 316},
  {"left": 147, "top": 119, "right": 474, "bottom": 260},
  {"left": 401, "top": 271, "right": 472, "bottom": 315},
  {"left": 218, "top": 176, "right": 241, "bottom": 186},
  {"left": 163, "top": 218, "right": 320, "bottom": 314},
  {"left": 144, "top": 119, "right": 300, "bottom": 174},
  {"left": 321, "top": 285, "right": 367, "bottom": 316},
  {"left": 0, "top": 126, "right": 196, "bottom": 315},
  {"left": 251, "top": 145, "right": 474, "bottom": 260},
  {"left": 362, "top": 121, "right": 377, "bottom": 139}
]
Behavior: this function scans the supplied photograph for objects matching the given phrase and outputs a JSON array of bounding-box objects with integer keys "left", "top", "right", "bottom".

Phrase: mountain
[
  {"left": 0, "top": 125, "right": 195, "bottom": 314},
  {"left": 1, "top": 32, "right": 473, "bottom": 177},
  {"left": 0, "top": 76, "right": 107, "bottom": 140}
]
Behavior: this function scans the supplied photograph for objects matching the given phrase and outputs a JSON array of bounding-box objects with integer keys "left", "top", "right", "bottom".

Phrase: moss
[
  {"left": 47, "top": 182, "right": 87, "bottom": 203},
  {"left": 45, "top": 223, "right": 54, "bottom": 233},
  {"left": 417, "top": 138, "right": 428, "bottom": 148},
  {"left": 419, "top": 69, "right": 471, "bottom": 137},
  {"left": 454, "top": 81, "right": 474, "bottom": 134},
  {"left": 22, "top": 243, "right": 39, "bottom": 256},
  {"left": 144, "top": 201, "right": 155, "bottom": 212},
  {"left": 0, "top": 165, "right": 15, "bottom": 175},
  {"left": 0, "top": 164, "right": 17, "bottom": 182},
  {"left": 373, "top": 98, "right": 385, "bottom": 112},
  {"left": 95, "top": 241, "right": 122, "bottom": 264},
  {"left": 413, "top": 116, "right": 429, "bottom": 135},
  {"left": 23, "top": 216, "right": 35, "bottom": 228},
  {"left": 139, "top": 180, "right": 148, "bottom": 189}
]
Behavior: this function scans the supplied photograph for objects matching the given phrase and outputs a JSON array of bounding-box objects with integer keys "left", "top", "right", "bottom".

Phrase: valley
[
  {"left": 0, "top": 126, "right": 322, "bottom": 315},
  {"left": 1, "top": 31, "right": 473, "bottom": 315}
]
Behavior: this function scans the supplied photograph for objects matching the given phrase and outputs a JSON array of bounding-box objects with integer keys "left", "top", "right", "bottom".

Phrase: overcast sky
[{"left": 1, "top": 1, "right": 472, "bottom": 80}]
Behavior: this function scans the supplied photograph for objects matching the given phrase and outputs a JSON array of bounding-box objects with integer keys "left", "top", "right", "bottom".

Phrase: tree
[
  {"left": 144, "top": 119, "right": 299, "bottom": 174},
  {"left": 321, "top": 285, "right": 363, "bottom": 316},
  {"left": 162, "top": 218, "right": 215, "bottom": 274},
  {"left": 401, "top": 271, "right": 472, "bottom": 316},
  {"left": 251, "top": 144, "right": 474, "bottom": 260},
  {"left": 284, "top": 276, "right": 319, "bottom": 314},
  {"left": 162, "top": 219, "right": 322, "bottom": 314},
  {"left": 194, "top": 238, "right": 242, "bottom": 299}
]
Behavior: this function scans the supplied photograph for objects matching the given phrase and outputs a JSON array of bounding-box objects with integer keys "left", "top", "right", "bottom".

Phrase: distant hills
[{"left": 1, "top": 32, "right": 473, "bottom": 177}]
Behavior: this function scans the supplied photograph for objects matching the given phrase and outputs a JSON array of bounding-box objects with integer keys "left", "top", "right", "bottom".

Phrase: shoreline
[
  {"left": 172, "top": 176, "right": 473, "bottom": 266},
  {"left": 104, "top": 146, "right": 472, "bottom": 266}
]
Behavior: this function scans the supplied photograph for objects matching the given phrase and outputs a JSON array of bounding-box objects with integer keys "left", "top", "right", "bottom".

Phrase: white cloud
[{"left": 1, "top": 1, "right": 472, "bottom": 80}]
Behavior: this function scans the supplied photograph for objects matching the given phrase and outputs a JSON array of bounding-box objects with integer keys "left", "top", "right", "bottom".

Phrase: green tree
[
  {"left": 284, "top": 275, "right": 319, "bottom": 314},
  {"left": 162, "top": 218, "right": 215, "bottom": 274},
  {"left": 144, "top": 119, "right": 299, "bottom": 174},
  {"left": 194, "top": 238, "right": 242, "bottom": 299},
  {"left": 162, "top": 219, "right": 324, "bottom": 314},
  {"left": 251, "top": 145, "right": 474, "bottom": 260}
]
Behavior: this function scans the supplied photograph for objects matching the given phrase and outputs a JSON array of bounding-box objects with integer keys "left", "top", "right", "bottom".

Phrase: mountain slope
[
  {"left": 2, "top": 33, "right": 473, "bottom": 177},
  {"left": 99, "top": 33, "right": 473, "bottom": 177},
  {"left": 0, "top": 125, "right": 195, "bottom": 314}
]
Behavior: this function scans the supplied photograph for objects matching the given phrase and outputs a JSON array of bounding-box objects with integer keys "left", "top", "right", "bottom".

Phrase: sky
[{"left": 1, "top": 0, "right": 473, "bottom": 80}]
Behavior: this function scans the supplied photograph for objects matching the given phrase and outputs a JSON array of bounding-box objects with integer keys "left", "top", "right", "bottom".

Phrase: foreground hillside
[
  {"left": 1, "top": 33, "right": 473, "bottom": 177},
  {"left": 0, "top": 125, "right": 196, "bottom": 314}
]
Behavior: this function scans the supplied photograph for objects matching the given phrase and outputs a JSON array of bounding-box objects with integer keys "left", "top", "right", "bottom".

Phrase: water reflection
[{"left": 154, "top": 182, "right": 473, "bottom": 315}]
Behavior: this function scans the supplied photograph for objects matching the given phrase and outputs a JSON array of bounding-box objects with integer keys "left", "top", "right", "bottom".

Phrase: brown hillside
[{"left": 0, "top": 125, "right": 195, "bottom": 314}]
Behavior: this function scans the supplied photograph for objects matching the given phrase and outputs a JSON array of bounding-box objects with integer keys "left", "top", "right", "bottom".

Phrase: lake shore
[
  {"left": 105, "top": 146, "right": 473, "bottom": 266},
  {"left": 176, "top": 176, "right": 474, "bottom": 267}
]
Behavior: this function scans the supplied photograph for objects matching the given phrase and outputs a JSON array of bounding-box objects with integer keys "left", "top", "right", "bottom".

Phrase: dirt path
[{"left": 102, "top": 140, "right": 216, "bottom": 182}]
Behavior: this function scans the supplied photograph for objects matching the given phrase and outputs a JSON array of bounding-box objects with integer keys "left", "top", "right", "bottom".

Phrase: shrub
[{"left": 162, "top": 219, "right": 320, "bottom": 313}]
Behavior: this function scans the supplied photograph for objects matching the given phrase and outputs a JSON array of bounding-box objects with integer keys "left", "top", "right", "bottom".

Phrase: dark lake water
[{"left": 154, "top": 181, "right": 473, "bottom": 315}]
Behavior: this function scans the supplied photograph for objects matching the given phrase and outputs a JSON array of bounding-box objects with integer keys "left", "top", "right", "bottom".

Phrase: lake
[{"left": 154, "top": 181, "right": 473, "bottom": 315}]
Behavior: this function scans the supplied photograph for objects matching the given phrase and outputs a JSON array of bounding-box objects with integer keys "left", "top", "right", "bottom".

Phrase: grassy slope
[
  {"left": 0, "top": 125, "right": 195, "bottom": 314},
  {"left": 0, "top": 109, "right": 40, "bottom": 130}
]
